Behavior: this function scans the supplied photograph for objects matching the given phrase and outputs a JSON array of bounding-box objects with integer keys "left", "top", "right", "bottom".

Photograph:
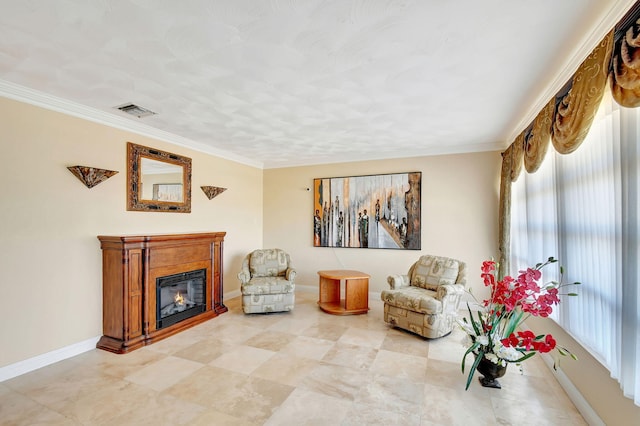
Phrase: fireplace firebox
[{"left": 157, "top": 269, "right": 206, "bottom": 329}]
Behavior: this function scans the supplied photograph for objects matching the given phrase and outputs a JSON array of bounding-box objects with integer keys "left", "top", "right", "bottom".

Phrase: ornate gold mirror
[{"left": 127, "top": 142, "right": 192, "bottom": 213}]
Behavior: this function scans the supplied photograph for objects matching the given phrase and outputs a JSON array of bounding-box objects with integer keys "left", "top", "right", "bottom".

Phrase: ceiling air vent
[{"left": 115, "top": 103, "right": 156, "bottom": 118}]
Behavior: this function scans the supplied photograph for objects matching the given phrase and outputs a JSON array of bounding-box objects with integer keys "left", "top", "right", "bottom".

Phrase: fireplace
[
  {"left": 97, "top": 232, "right": 227, "bottom": 354},
  {"left": 157, "top": 269, "right": 206, "bottom": 329}
]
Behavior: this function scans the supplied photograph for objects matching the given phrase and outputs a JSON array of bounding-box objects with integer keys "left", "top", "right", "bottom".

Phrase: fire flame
[{"left": 174, "top": 291, "right": 185, "bottom": 305}]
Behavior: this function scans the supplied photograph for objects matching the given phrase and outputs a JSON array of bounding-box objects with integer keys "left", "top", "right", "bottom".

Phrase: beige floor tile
[
  {"left": 301, "top": 323, "right": 349, "bottom": 341},
  {"left": 426, "top": 327, "right": 468, "bottom": 362},
  {"left": 251, "top": 352, "right": 319, "bottom": 386},
  {"left": 337, "top": 326, "right": 387, "bottom": 349},
  {"left": 380, "top": 327, "right": 430, "bottom": 357},
  {"left": 164, "top": 365, "right": 245, "bottom": 407},
  {"left": 0, "top": 385, "right": 78, "bottom": 425},
  {"left": 189, "top": 408, "right": 253, "bottom": 426},
  {"left": 369, "top": 348, "right": 428, "bottom": 382},
  {"left": 280, "top": 335, "right": 336, "bottom": 360},
  {"left": 421, "top": 382, "right": 496, "bottom": 425},
  {"left": 124, "top": 355, "right": 204, "bottom": 391},
  {"left": 209, "top": 344, "right": 275, "bottom": 374},
  {"left": 343, "top": 401, "right": 422, "bottom": 426},
  {"left": 492, "top": 396, "right": 587, "bottom": 425},
  {"left": 5, "top": 361, "right": 123, "bottom": 409},
  {"left": 166, "top": 365, "right": 294, "bottom": 422},
  {"left": 208, "top": 322, "right": 262, "bottom": 344},
  {"left": 172, "top": 337, "right": 238, "bottom": 364},
  {"left": 354, "top": 373, "right": 424, "bottom": 417},
  {"left": 298, "top": 362, "right": 371, "bottom": 401},
  {"left": 212, "top": 374, "right": 293, "bottom": 422},
  {"left": 266, "top": 316, "right": 318, "bottom": 335},
  {"left": 70, "top": 347, "right": 167, "bottom": 379},
  {"left": 94, "top": 391, "right": 207, "bottom": 426},
  {"left": 242, "top": 329, "right": 297, "bottom": 351},
  {"left": 235, "top": 311, "right": 289, "bottom": 329},
  {"left": 264, "top": 388, "right": 351, "bottom": 426},
  {"left": 143, "top": 330, "right": 207, "bottom": 355},
  {"left": 321, "top": 341, "right": 378, "bottom": 370},
  {"left": 51, "top": 380, "right": 155, "bottom": 424}
]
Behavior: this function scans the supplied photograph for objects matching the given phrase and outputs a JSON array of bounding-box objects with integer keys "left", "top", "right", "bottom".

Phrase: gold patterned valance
[
  {"left": 498, "top": 4, "right": 640, "bottom": 278},
  {"left": 610, "top": 19, "right": 640, "bottom": 107},
  {"left": 551, "top": 31, "right": 614, "bottom": 154},
  {"left": 524, "top": 98, "right": 554, "bottom": 173}
]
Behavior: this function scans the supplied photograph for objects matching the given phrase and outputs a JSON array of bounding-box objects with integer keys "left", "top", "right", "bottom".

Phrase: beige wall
[
  {"left": 0, "top": 97, "right": 263, "bottom": 367},
  {"left": 263, "top": 152, "right": 502, "bottom": 297}
]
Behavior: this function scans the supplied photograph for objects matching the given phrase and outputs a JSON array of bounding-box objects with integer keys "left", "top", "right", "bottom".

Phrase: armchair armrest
[
  {"left": 436, "top": 283, "right": 465, "bottom": 301},
  {"left": 237, "top": 269, "right": 251, "bottom": 285},
  {"left": 237, "top": 256, "right": 251, "bottom": 285},
  {"left": 387, "top": 274, "right": 410, "bottom": 289},
  {"left": 286, "top": 267, "right": 297, "bottom": 282}
]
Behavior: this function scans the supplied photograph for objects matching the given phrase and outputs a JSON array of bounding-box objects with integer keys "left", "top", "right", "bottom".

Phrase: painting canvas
[{"left": 313, "top": 172, "right": 421, "bottom": 250}]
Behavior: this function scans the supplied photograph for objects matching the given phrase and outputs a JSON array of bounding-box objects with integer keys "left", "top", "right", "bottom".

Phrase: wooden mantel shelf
[{"left": 97, "top": 232, "right": 227, "bottom": 354}]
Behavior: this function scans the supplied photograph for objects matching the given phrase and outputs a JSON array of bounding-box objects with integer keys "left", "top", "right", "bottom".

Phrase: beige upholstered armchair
[
  {"left": 381, "top": 255, "right": 466, "bottom": 338},
  {"left": 238, "top": 248, "right": 296, "bottom": 314}
]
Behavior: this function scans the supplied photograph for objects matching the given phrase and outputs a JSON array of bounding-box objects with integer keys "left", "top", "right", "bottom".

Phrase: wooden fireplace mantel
[{"left": 97, "top": 232, "right": 227, "bottom": 353}]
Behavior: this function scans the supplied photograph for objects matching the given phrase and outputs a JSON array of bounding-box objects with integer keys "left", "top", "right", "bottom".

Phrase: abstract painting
[{"left": 313, "top": 172, "right": 421, "bottom": 250}]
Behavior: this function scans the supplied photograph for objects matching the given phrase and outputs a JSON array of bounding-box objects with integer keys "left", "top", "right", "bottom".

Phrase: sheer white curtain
[{"left": 510, "top": 90, "right": 640, "bottom": 405}]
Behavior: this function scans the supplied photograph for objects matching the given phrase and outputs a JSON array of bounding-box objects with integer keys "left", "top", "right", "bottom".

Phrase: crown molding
[
  {"left": 505, "top": 0, "right": 638, "bottom": 144},
  {"left": 0, "top": 80, "right": 264, "bottom": 169}
]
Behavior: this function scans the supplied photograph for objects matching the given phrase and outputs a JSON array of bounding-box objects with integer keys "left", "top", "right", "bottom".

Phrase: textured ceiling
[{"left": 0, "top": 0, "right": 634, "bottom": 168}]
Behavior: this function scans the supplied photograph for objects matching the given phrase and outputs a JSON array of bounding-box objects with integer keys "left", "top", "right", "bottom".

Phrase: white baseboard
[
  {"left": 0, "top": 336, "right": 100, "bottom": 382},
  {"left": 541, "top": 351, "right": 605, "bottom": 425},
  {"left": 224, "top": 289, "right": 241, "bottom": 299},
  {"left": 296, "top": 284, "right": 317, "bottom": 293}
]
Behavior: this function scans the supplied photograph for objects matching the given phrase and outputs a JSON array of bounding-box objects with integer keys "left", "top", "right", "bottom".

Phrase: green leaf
[
  {"left": 467, "top": 304, "right": 481, "bottom": 336},
  {"left": 567, "top": 293, "right": 578, "bottom": 296},
  {"left": 504, "top": 310, "right": 524, "bottom": 337},
  {"left": 461, "top": 342, "right": 480, "bottom": 373},
  {"left": 510, "top": 352, "right": 536, "bottom": 363},
  {"left": 465, "top": 350, "right": 484, "bottom": 390}
]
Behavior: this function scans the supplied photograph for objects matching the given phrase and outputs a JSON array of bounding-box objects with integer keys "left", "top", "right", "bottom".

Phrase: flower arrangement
[{"left": 459, "top": 257, "right": 579, "bottom": 390}]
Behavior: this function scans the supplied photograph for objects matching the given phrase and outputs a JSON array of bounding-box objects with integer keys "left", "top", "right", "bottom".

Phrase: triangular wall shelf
[
  {"left": 67, "top": 166, "right": 118, "bottom": 189},
  {"left": 201, "top": 186, "right": 227, "bottom": 200}
]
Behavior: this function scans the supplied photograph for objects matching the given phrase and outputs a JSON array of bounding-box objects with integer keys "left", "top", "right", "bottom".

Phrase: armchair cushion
[
  {"left": 241, "top": 276, "right": 295, "bottom": 295},
  {"left": 411, "top": 255, "right": 462, "bottom": 290},
  {"left": 382, "top": 286, "right": 442, "bottom": 314},
  {"left": 249, "top": 248, "right": 290, "bottom": 277}
]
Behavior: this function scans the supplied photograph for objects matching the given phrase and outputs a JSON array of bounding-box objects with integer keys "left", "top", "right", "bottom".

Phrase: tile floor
[{"left": 1, "top": 291, "right": 586, "bottom": 425}]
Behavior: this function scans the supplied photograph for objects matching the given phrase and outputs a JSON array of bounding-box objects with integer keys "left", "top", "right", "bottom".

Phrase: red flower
[
  {"left": 501, "top": 333, "right": 519, "bottom": 347},
  {"left": 517, "top": 330, "right": 536, "bottom": 350}
]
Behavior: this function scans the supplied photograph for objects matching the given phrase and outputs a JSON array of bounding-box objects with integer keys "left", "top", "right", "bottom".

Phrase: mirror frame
[{"left": 127, "top": 142, "right": 192, "bottom": 213}]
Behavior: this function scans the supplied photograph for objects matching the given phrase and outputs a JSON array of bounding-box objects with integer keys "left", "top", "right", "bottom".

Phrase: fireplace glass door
[{"left": 156, "top": 269, "right": 206, "bottom": 329}]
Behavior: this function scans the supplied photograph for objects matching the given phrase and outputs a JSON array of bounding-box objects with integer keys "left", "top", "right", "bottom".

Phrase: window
[{"left": 510, "top": 90, "right": 640, "bottom": 405}]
